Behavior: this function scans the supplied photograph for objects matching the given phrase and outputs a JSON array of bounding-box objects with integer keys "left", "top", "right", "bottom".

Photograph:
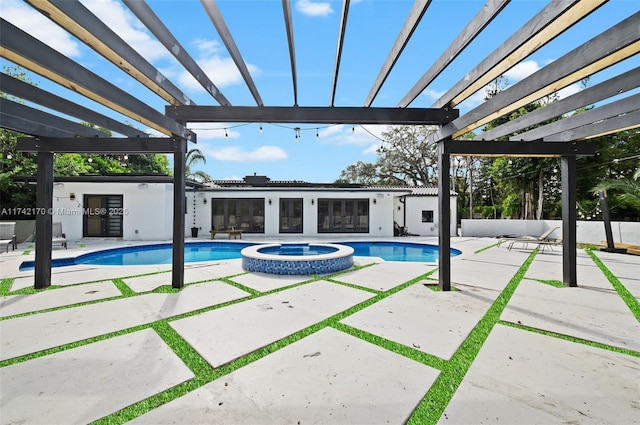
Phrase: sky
[{"left": 1, "top": 0, "right": 639, "bottom": 182}]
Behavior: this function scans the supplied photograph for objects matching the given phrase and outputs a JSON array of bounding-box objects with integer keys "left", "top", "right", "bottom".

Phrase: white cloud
[
  {"left": 175, "top": 38, "right": 260, "bottom": 91},
  {"left": 421, "top": 88, "right": 447, "bottom": 101},
  {"left": 317, "top": 124, "right": 388, "bottom": 155},
  {"left": 1, "top": 0, "right": 81, "bottom": 57},
  {"left": 296, "top": 0, "right": 333, "bottom": 17},
  {"left": 504, "top": 60, "right": 541, "bottom": 82},
  {"left": 80, "top": 0, "right": 170, "bottom": 63},
  {"left": 206, "top": 146, "right": 288, "bottom": 162}
]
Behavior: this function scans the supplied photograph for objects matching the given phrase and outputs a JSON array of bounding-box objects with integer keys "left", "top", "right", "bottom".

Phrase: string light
[
  {"left": 225, "top": 128, "right": 228, "bottom": 138},
  {"left": 294, "top": 127, "right": 300, "bottom": 140},
  {"left": 316, "top": 128, "right": 319, "bottom": 139},
  {"left": 259, "top": 124, "right": 263, "bottom": 134},
  {"left": 352, "top": 125, "right": 355, "bottom": 133}
]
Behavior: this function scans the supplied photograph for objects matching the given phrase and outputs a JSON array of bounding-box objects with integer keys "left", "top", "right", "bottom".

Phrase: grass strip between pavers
[
  {"left": 522, "top": 277, "right": 566, "bottom": 288},
  {"left": 90, "top": 268, "right": 439, "bottom": 424},
  {"left": 406, "top": 248, "right": 538, "bottom": 425},
  {"left": 0, "top": 277, "right": 14, "bottom": 296},
  {"left": 499, "top": 320, "right": 640, "bottom": 358},
  {"left": 587, "top": 249, "right": 640, "bottom": 322},
  {"left": 474, "top": 242, "right": 499, "bottom": 254}
]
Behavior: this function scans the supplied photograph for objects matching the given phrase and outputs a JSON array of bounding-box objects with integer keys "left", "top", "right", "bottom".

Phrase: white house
[{"left": 42, "top": 174, "right": 457, "bottom": 240}]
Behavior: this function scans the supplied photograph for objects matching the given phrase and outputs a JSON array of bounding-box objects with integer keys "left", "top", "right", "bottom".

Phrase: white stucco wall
[
  {"left": 394, "top": 196, "right": 458, "bottom": 236},
  {"left": 192, "top": 189, "right": 399, "bottom": 238},
  {"left": 461, "top": 219, "right": 640, "bottom": 245},
  {"left": 51, "top": 182, "right": 172, "bottom": 241}
]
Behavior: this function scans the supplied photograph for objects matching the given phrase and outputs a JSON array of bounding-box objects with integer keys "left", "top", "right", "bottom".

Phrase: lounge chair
[
  {"left": 501, "top": 227, "right": 561, "bottom": 252},
  {"left": 0, "top": 222, "right": 17, "bottom": 253},
  {"left": 52, "top": 222, "right": 68, "bottom": 249}
]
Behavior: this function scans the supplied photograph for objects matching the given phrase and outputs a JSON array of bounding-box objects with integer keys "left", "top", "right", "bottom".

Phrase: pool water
[
  {"left": 335, "top": 241, "right": 461, "bottom": 262},
  {"left": 19, "top": 241, "right": 461, "bottom": 270},
  {"left": 257, "top": 244, "right": 338, "bottom": 256}
]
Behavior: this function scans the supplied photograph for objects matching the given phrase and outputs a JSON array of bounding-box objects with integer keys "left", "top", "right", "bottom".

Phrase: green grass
[
  {"left": 522, "top": 277, "right": 566, "bottom": 288},
  {"left": 0, "top": 278, "right": 13, "bottom": 296},
  {"left": 474, "top": 242, "right": 499, "bottom": 254},
  {"left": 406, "top": 248, "right": 538, "bottom": 425},
  {"left": 587, "top": 249, "right": 640, "bottom": 322},
  {"left": 3, "top": 247, "right": 639, "bottom": 424}
]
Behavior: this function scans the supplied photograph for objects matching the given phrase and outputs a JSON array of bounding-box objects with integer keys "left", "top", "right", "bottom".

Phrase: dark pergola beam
[
  {"left": 201, "top": 0, "right": 263, "bottom": 106},
  {"left": 397, "top": 0, "right": 508, "bottom": 108},
  {"left": 438, "top": 141, "right": 451, "bottom": 292},
  {"left": 366, "top": 0, "right": 431, "bottom": 107},
  {"left": 442, "top": 140, "right": 596, "bottom": 156},
  {"left": 561, "top": 155, "right": 577, "bottom": 287},
  {"left": 27, "top": 0, "right": 194, "bottom": 107},
  {"left": 544, "top": 110, "right": 640, "bottom": 142},
  {"left": 512, "top": 93, "right": 640, "bottom": 141},
  {"left": 0, "top": 73, "right": 149, "bottom": 138},
  {"left": 282, "top": 0, "right": 299, "bottom": 106},
  {"left": 0, "top": 114, "right": 78, "bottom": 139},
  {"left": 17, "top": 137, "right": 183, "bottom": 154},
  {"left": 0, "top": 19, "right": 190, "bottom": 138},
  {"left": 34, "top": 152, "right": 54, "bottom": 290},
  {"left": 434, "top": 11, "right": 640, "bottom": 141},
  {"left": 330, "top": 0, "right": 350, "bottom": 107},
  {"left": 172, "top": 137, "right": 187, "bottom": 289},
  {"left": 166, "top": 105, "right": 458, "bottom": 125},
  {"left": 123, "top": 0, "right": 231, "bottom": 106},
  {"left": 432, "top": 0, "right": 606, "bottom": 109},
  {"left": 2, "top": 99, "right": 111, "bottom": 138},
  {"left": 475, "top": 66, "right": 640, "bottom": 141}
]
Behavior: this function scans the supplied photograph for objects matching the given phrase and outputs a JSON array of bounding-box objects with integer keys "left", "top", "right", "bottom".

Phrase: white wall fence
[{"left": 461, "top": 219, "right": 640, "bottom": 246}]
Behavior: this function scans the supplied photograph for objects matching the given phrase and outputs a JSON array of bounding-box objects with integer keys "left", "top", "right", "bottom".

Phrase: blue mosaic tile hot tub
[{"left": 241, "top": 243, "right": 354, "bottom": 275}]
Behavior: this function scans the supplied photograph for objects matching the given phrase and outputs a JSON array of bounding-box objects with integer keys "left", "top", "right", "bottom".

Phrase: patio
[{"left": 1, "top": 237, "right": 638, "bottom": 424}]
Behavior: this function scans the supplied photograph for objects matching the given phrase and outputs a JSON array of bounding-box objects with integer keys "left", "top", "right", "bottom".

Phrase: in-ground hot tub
[{"left": 241, "top": 243, "right": 354, "bottom": 275}]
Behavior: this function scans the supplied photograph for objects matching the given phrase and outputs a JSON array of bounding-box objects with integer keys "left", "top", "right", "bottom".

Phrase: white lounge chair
[
  {"left": 0, "top": 222, "right": 17, "bottom": 253},
  {"left": 52, "top": 222, "right": 68, "bottom": 249},
  {"left": 504, "top": 227, "right": 561, "bottom": 252}
]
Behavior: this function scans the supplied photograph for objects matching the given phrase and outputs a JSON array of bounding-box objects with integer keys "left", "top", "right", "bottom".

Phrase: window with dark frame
[{"left": 422, "top": 210, "right": 434, "bottom": 223}]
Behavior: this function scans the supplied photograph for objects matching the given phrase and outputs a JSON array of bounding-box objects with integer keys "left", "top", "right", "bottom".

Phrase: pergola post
[
  {"left": 561, "top": 155, "right": 577, "bottom": 287},
  {"left": 438, "top": 140, "right": 451, "bottom": 291},
  {"left": 34, "top": 151, "right": 54, "bottom": 289},
  {"left": 171, "top": 137, "right": 187, "bottom": 289}
]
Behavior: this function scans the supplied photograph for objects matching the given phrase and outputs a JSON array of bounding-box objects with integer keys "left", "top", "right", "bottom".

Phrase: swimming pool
[{"left": 19, "top": 241, "right": 461, "bottom": 271}]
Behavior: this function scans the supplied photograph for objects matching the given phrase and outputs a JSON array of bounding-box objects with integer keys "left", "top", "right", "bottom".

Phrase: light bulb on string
[
  {"left": 316, "top": 128, "right": 319, "bottom": 139},
  {"left": 225, "top": 128, "right": 228, "bottom": 138},
  {"left": 352, "top": 125, "right": 355, "bottom": 133},
  {"left": 259, "top": 124, "right": 263, "bottom": 134},
  {"left": 294, "top": 127, "right": 300, "bottom": 141}
]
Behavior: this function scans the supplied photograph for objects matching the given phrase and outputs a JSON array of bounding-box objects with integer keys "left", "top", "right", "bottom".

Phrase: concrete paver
[
  {"left": 123, "top": 260, "right": 245, "bottom": 292},
  {"left": 501, "top": 279, "right": 640, "bottom": 351},
  {"left": 170, "top": 280, "right": 374, "bottom": 367},
  {"left": 525, "top": 253, "right": 613, "bottom": 290},
  {"left": 341, "top": 282, "right": 498, "bottom": 360},
  {"left": 0, "top": 281, "right": 249, "bottom": 360},
  {"left": 129, "top": 327, "right": 440, "bottom": 425},
  {"left": 11, "top": 264, "right": 169, "bottom": 291},
  {"left": 439, "top": 324, "right": 640, "bottom": 425},
  {"left": 0, "top": 281, "right": 121, "bottom": 317},
  {"left": 229, "top": 271, "right": 312, "bottom": 292},
  {"left": 335, "top": 261, "right": 436, "bottom": 291},
  {"left": 1, "top": 238, "right": 638, "bottom": 425},
  {"left": 0, "top": 329, "right": 194, "bottom": 425}
]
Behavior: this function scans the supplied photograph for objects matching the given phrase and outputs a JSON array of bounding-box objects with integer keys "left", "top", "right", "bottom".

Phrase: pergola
[{"left": 1, "top": 1, "right": 638, "bottom": 291}]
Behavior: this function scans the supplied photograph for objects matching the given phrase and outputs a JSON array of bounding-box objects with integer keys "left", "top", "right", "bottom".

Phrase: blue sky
[{"left": 2, "top": 0, "right": 638, "bottom": 182}]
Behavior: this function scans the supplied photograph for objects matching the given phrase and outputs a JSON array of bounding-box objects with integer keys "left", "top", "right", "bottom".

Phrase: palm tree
[
  {"left": 185, "top": 148, "right": 211, "bottom": 182},
  {"left": 592, "top": 166, "right": 640, "bottom": 209}
]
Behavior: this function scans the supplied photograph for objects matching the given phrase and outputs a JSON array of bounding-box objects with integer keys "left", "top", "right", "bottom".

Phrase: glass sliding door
[
  {"left": 317, "top": 198, "right": 369, "bottom": 233},
  {"left": 279, "top": 198, "right": 303, "bottom": 233},
  {"left": 211, "top": 198, "right": 265, "bottom": 233},
  {"left": 83, "top": 195, "right": 123, "bottom": 237}
]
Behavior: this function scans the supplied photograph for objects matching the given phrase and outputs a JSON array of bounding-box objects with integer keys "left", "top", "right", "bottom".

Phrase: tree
[
  {"left": 592, "top": 166, "right": 640, "bottom": 212},
  {"left": 185, "top": 148, "right": 211, "bottom": 182},
  {"left": 337, "top": 125, "right": 438, "bottom": 186}
]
